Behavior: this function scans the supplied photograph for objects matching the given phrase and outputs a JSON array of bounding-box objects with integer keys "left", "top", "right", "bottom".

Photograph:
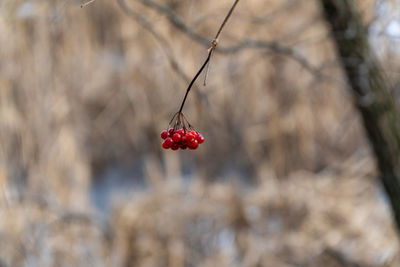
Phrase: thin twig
[
  {"left": 117, "top": 0, "right": 211, "bottom": 118},
  {"left": 117, "top": 0, "right": 187, "bottom": 81},
  {"left": 81, "top": 0, "right": 96, "bottom": 8},
  {"left": 177, "top": 0, "right": 241, "bottom": 113},
  {"left": 203, "top": 48, "right": 213, "bottom": 86},
  {"left": 214, "top": 0, "right": 240, "bottom": 41},
  {"left": 136, "top": 0, "right": 344, "bottom": 86}
]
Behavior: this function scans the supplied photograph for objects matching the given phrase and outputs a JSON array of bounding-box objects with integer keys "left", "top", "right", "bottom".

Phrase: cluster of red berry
[{"left": 161, "top": 128, "right": 204, "bottom": 150}]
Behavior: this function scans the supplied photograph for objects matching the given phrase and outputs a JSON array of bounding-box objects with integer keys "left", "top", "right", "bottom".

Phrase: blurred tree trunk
[{"left": 320, "top": 0, "right": 400, "bottom": 233}]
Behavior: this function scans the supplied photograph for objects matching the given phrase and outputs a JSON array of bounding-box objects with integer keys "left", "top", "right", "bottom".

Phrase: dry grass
[{"left": 0, "top": 0, "right": 400, "bottom": 266}]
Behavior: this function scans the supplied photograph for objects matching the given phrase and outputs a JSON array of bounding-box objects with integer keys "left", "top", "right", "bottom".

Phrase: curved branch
[
  {"left": 117, "top": 0, "right": 190, "bottom": 83},
  {"left": 135, "top": 0, "right": 344, "bottom": 85}
]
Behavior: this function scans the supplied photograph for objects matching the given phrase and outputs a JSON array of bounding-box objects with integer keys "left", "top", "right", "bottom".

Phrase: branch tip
[{"left": 81, "top": 0, "right": 96, "bottom": 8}]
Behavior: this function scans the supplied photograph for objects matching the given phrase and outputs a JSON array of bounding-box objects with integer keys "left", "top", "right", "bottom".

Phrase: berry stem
[
  {"left": 178, "top": 52, "right": 212, "bottom": 113},
  {"left": 177, "top": 0, "right": 240, "bottom": 113}
]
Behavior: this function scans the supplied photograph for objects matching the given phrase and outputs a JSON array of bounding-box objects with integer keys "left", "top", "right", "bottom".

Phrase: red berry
[
  {"left": 162, "top": 138, "right": 173, "bottom": 149},
  {"left": 176, "top": 128, "right": 185, "bottom": 136},
  {"left": 179, "top": 144, "right": 187, "bottom": 150},
  {"left": 181, "top": 135, "right": 188, "bottom": 145},
  {"left": 168, "top": 128, "right": 175, "bottom": 136},
  {"left": 190, "top": 130, "right": 198, "bottom": 138},
  {"left": 161, "top": 130, "right": 169, "bottom": 140},
  {"left": 197, "top": 134, "right": 204, "bottom": 144},
  {"left": 162, "top": 142, "right": 169, "bottom": 149},
  {"left": 171, "top": 143, "right": 179, "bottom": 151},
  {"left": 189, "top": 140, "right": 199, "bottom": 150},
  {"left": 172, "top": 133, "right": 181, "bottom": 143},
  {"left": 185, "top": 133, "right": 195, "bottom": 142},
  {"left": 164, "top": 137, "right": 173, "bottom": 147}
]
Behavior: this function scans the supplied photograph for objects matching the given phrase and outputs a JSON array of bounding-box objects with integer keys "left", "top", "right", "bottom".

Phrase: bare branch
[
  {"left": 135, "top": 0, "right": 344, "bottom": 86},
  {"left": 117, "top": 0, "right": 190, "bottom": 84},
  {"left": 117, "top": 0, "right": 209, "bottom": 111},
  {"left": 81, "top": 0, "right": 96, "bottom": 8}
]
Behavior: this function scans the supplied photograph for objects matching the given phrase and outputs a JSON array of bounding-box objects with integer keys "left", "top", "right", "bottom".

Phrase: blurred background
[{"left": 1, "top": 0, "right": 400, "bottom": 266}]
